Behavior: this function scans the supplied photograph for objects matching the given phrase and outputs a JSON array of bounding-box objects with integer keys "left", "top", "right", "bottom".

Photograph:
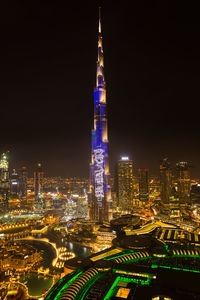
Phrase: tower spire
[
  {"left": 96, "top": 7, "right": 104, "bottom": 88},
  {"left": 99, "top": 6, "right": 101, "bottom": 34}
]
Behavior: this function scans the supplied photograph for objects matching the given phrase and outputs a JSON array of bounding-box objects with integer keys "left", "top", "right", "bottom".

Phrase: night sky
[{"left": 1, "top": 1, "right": 200, "bottom": 178}]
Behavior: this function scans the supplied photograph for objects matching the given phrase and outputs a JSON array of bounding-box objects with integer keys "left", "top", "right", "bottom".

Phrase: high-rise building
[
  {"left": 89, "top": 8, "right": 112, "bottom": 222},
  {"left": 176, "top": 162, "right": 191, "bottom": 204},
  {"left": 34, "top": 163, "right": 44, "bottom": 199},
  {"left": 109, "top": 171, "right": 118, "bottom": 210},
  {"left": 149, "top": 176, "right": 160, "bottom": 202},
  {"left": 0, "top": 152, "right": 9, "bottom": 212},
  {"left": 117, "top": 157, "right": 133, "bottom": 211},
  {"left": 138, "top": 169, "right": 149, "bottom": 203},
  {"left": 10, "top": 169, "right": 20, "bottom": 198},
  {"left": 190, "top": 184, "right": 200, "bottom": 204},
  {"left": 160, "top": 158, "right": 172, "bottom": 204},
  {"left": 19, "top": 166, "right": 28, "bottom": 205}
]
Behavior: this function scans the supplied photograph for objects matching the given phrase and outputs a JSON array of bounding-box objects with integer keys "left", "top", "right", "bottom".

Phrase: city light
[
  {"left": 0, "top": 4, "right": 200, "bottom": 300},
  {"left": 121, "top": 156, "right": 129, "bottom": 161}
]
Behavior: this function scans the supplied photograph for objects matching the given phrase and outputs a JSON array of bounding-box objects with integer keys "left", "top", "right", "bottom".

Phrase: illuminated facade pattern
[
  {"left": 59, "top": 268, "right": 99, "bottom": 300},
  {"left": 89, "top": 9, "right": 112, "bottom": 222},
  {"left": 10, "top": 169, "right": 20, "bottom": 198},
  {"left": 34, "top": 163, "right": 44, "bottom": 199},
  {"left": 0, "top": 152, "right": 9, "bottom": 212},
  {"left": 176, "top": 161, "right": 191, "bottom": 204},
  {"left": 138, "top": 169, "right": 149, "bottom": 203},
  {"left": 117, "top": 157, "right": 133, "bottom": 211},
  {"left": 160, "top": 158, "right": 172, "bottom": 204}
]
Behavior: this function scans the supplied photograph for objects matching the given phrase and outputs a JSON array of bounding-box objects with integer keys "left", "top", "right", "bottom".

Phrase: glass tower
[
  {"left": 34, "top": 163, "right": 44, "bottom": 199},
  {"left": 117, "top": 157, "right": 133, "bottom": 212},
  {"left": 89, "top": 8, "right": 112, "bottom": 222},
  {"left": 138, "top": 169, "right": 149, "bottom": 204},
  {"left": 0, "top": 152, "right": 9, "bottom": 212},
  {"left": 176, "top": 161, "right": 191, "bottom": 204},
  {"left": 160, "top": 158, "right": 172, "bottom": 204}
]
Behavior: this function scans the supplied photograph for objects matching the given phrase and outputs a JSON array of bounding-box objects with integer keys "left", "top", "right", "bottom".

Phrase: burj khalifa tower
[{"left": 89, "top": 8, "right": 112, "bottom": 223}]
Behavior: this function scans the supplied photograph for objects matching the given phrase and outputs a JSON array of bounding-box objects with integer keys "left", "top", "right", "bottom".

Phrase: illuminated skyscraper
[
  {"left": 89, "top": 8, "right": 112, "bottom": 222},
  {"left": 0, "top": 152, "right": 9, "bottom": 212},
  {"left": 160, "top": 158, "right": 172, "bottom": 204},
  {"left": 34, "top": 163, "right": 44, "bottom": 199},
  {"left": 176, "top": 162, "right": 191, "bottom": 204},
  {"left": 117, "top": 157, "right": 133, "bottom": 211},
  {"left": 138, "top": 169, "right": 149, "bottom": 203},
  {"left": 20, "top": 166, "right": 28, "bottom": 205},
  {"left": 10, "top": 169, "right": 20, "bottom": 198}
]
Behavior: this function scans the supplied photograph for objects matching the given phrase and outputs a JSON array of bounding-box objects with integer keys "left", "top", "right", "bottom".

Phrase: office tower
[
  {"left": 117, "top": 156, "right": 133, "bottom": 211},
  {"left": 10, "top": 169, "right": 20, "bottom": 198},
  {"left": 160, "top": 158, "right": 172, "bottom": 204},
  {"left": 149, "top": 176, "right": 160, "bottom": 202},
  {"left": 0, "top": 152, "right": 9, "bottom": 212},
  {"left": 34, "top": 163, "right": 44, "bottom": 199},
  {"left": 20, "top": 166, "right": 28, "bottom": 205},
  {"left": 110, "top": 171, "right": 118, "bottom": 210},
  {"left": 138, "top": 169, "right": 149, "bottom": 203},
  {"left": 89, "top": 8, "right": 112, "bottom": 222},
  {"left": 176, "top": 162, "right": 191, "bottom": 204},
  {"left": 190, "top": 184, "right": 200, "bottom": 204}
]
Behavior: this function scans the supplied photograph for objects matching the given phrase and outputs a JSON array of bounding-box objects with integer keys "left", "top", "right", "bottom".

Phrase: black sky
[{"left": 0, "top": 1, "right": 200, "bottom": 177}]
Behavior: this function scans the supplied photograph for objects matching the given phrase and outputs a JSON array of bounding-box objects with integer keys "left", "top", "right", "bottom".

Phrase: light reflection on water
[
  {"left": 20, "top": 272, "right": 53, "bottom": 296},
  {"left": 22, "top": 240, "right": 55, "bottom": 268},
  {"left": 65, "top": 241, "right": 91, "bottom": 258},
  {"left": 20, "top": 240, "right": 90, "bottom": 297}
]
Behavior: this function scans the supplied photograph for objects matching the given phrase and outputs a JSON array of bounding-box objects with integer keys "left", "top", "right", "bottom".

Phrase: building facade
[
  {"left": 117, "top": 157, "right": 133, "bottom": 211},
  {"left": 89, "top": 9, "right": 112, "bottom": 222},
  {"left": 34, "top": 163, "right": 44, "bottom": 199},
  {"left": 160, "top": 158, "right": 172, "bottom": 204},
  {"left": 10, "top": 169, "right": 20, "bottom": 199},
  {"left": 138, "top": 169, "right": 149, "bottom": 204},
  {"left": 176, "top": 161, "right": 191, "bottom": 204},
  {"left": 0, "top": 153, "right": 9, "bottom": 212},
  {"left": 20, "top": 166, "right": 28, "bottom": 201}
]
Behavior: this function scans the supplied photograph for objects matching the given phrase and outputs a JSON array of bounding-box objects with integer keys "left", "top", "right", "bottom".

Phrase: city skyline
[
  {"left": 1, "top": 2, "right": 200, "bottom": 177},
  {"left": 1, "top": 5, "right": 200, "bottom": 299}
]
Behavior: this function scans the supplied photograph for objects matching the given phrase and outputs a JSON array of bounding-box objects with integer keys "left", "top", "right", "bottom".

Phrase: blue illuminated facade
[{"left": 89, "top": 9, "right": 112, "bottom": 222}]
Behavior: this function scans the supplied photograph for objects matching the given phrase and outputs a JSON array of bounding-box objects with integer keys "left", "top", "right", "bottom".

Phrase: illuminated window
[
  {"left": 116, "top": 287, "right": 130, "bottom": 298},
  {"left": 117, "top": 281, "right": 128, "bottom": 287}
]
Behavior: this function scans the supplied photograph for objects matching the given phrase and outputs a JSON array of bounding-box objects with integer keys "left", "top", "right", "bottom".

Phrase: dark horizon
[{"left": 1, "top": 2, "right": 200, "bottom": 178}]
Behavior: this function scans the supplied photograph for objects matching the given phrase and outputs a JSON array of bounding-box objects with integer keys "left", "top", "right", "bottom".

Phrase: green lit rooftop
[{"left": 45, "top": 232, "right": 200, "bottom": 300}]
